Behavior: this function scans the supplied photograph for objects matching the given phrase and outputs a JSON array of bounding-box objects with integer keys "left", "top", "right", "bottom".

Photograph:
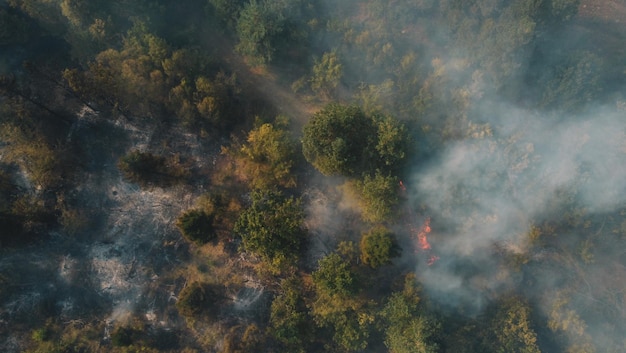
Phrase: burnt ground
[{"left": 0, "top": 107, "right": 217, "bottom": 351}]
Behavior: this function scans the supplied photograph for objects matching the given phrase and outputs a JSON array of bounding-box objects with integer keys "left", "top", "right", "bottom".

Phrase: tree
[
  {"left": 352, "top": 171, "right": 400, "bottom": 223},
  {"left": 384, "top": 316, "right": 441, "bottom": 353},
  {"left": 360, "top": 226, "right": 399, "bottom": 268},
  {"left": 302, "top": 103, "right": 377, "bottom": 176},
  {"left": 235, "top": 0, "right": 285, "bottom": 66},
  {"left": 206, "top": 0, "right": 246, "bottom": 29},
  {"left": 228, "top": 120, "right": 298, "bottom": 189},
  {"left": 269, "top": 277, "right": 313, "bottom": 352},
  {"left": 0, "top": 8, "right": 30, "bottom": 45},
  {"left": 489, "top": 298, "right": 540, "bottom": 353},
  {"left": 176, "top": 209, "right": 216, "bottom": 245},
  {"left": 310, "top": 51, "right": 343, "bottom": 98},
  {"left": 312, "top": 253, "right": 358, "bottom": 297},
  {"left": 311, "top": 253, "right": 373, "bottom": 351},
  {"left": 223, "top": 324, "right": 267, "bottom": 353},
  {"left": 234, "top": 189, "right": 305, "bottom": 273},
  {"left": 547, "top": 0, "right": 580, "bottom": 22},
  {"left": 234, "top": 0, "right": 307, "bottom": 66},
  {"left": 302, "top": 103, "right": 409, "bottom": 177},
  {"left": 539, "top": 51, "right": 602, "bottom": 111},
  {"left": 380, "top": 275, "right": 441, "bottom": 353},
  {"left": 374, "top": 114, "right": 409, "bottom": 172}
]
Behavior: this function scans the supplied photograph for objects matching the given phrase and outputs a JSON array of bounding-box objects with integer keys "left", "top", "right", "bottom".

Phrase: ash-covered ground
[{"left": 0, "top": 108, "right": 217, "bottom": 351}]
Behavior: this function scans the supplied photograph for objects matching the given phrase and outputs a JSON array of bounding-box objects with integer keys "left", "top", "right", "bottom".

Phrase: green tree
[
  {"left": 548, "top": 0, "right": 580, "bottom": 22},
  {"left": 223, "top": 324, "right": 267, "bottom": 353},
  {"left": 311, "top": 253, "right": 373, "bottom": 351},
  {"left": 206, "top": 0, "right": 246, "bottom": 29},
  {"left": 0, "top": 8, "right": 30, "bottom": 46},
  {"left": 234, "top": 189, "right": 305, "bottom": 273},
  {"left": 374, "top": 114, "right": 409, "bottom": 171},
  {"left": 384, "top": 316, "right": 441, "bottom": 353},
  {"left": 360, "top": 226, "right": 399, "bottom": 268},
  {"left": 539, "top": 51, "right": 602, "bottom": 111}
]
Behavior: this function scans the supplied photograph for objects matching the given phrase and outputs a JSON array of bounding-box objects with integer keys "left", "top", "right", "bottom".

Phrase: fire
[
  {"left": 427, "top": 255, "right": 440, "bottom": 266},
  {"left": 400, "top": 180, "right": 439, "bottom": 266},
  {"left": 416, "top": 217, "right": 432, "bottom": 251},
  {"left": 411, "top": 217, "right": 439, "bottom": 265}
]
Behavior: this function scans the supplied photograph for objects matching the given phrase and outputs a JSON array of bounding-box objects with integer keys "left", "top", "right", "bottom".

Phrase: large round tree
[{"left": 301, "top": 103, "right": 408, "bottom": 177}]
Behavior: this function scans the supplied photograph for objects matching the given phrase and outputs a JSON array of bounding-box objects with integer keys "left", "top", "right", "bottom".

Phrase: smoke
[{"left": 409, "top": 92, "right": 626, "bottom": 346}]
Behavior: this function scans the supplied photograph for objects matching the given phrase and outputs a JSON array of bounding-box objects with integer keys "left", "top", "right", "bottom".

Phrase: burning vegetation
[{"left": 1, "top": 0, "right": 626, "bottom": 353}]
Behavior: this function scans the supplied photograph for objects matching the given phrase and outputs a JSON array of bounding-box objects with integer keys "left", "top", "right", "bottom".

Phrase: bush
[
  {"left": 176, "top": 209, "right": 215, "bottom": 245},
  {"left": 118, "top": 150, "right": 189, "bottom": 187},
  {"left": 352, "top": 171, "right": 399, "bottom": 223},
  {"left": 360, "top": 226, "right": 399, "bottom": 268},
  {"left": 176, "top": 282, "right": 226, "bottom": 320},
  {"left": 111, "top": 326, "right": 141, "bottom": 347}
]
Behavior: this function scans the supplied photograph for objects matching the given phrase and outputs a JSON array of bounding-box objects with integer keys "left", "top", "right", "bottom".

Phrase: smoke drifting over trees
[{"left": 1, "top": 0, "right": 625, "bottom": 352}]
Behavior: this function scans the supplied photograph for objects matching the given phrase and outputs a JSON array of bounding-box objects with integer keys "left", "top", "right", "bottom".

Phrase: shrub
[{"left": 176, "top": 209, "right": 215, "bottom": 245}]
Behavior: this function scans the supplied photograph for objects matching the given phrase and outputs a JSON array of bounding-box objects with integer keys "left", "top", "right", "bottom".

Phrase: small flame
[{"left": 427, "top": 255, "right": 440, "bottom": 266}]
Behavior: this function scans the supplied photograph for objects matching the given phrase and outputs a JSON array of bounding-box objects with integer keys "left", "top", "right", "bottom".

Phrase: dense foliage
[{"left": 234, "top": 189, "right": 305, "bottom": 273}]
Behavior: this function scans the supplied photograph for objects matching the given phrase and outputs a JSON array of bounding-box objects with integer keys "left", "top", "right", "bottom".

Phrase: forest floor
[
  {"left": 576, "top": 0, "right": 626, "bottom": 81},
  {"left": 214, "top": 37, "right": 322, "bottom": 134}
]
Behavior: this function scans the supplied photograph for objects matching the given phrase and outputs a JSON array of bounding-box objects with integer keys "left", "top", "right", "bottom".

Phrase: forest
[{"left": 0, "top": 0, "right": 625, "bottom": 352}]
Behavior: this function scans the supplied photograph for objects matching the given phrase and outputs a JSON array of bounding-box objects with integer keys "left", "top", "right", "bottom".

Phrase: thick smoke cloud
[
  {"left": 411, "top": 100, "right": 626, "bottom": 295},
  {"left": 410, "top": 100, "right": 626, "bottom": 349}
]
